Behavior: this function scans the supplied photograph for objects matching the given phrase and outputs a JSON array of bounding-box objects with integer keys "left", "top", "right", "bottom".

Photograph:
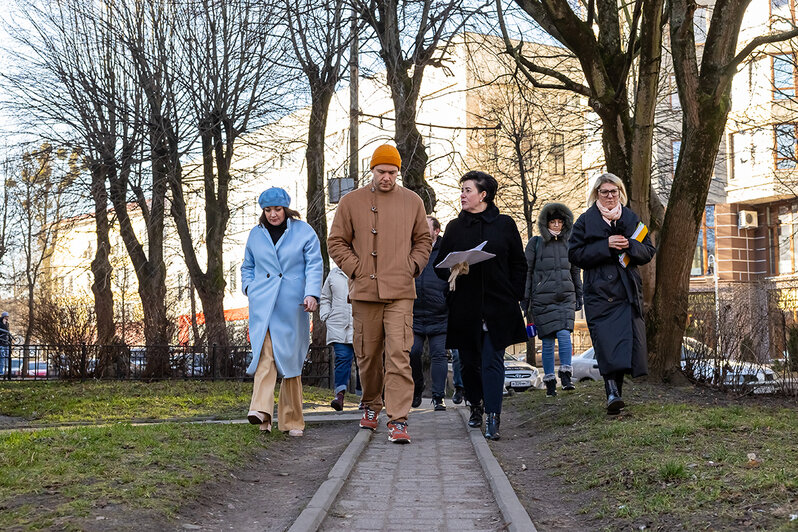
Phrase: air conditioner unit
[{"left": 738, "top": 210, "right": 758, "bottom": 230}]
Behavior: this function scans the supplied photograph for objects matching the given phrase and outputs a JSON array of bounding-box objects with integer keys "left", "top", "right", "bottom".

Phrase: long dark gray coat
[
  {"left": 568, "top": 204, "right": 656, "bottom": 377},
  {"left": 524, "top": 203, "right": 583, "bottom": 338}
]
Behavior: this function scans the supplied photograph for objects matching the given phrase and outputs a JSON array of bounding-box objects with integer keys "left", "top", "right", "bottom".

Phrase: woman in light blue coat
[{"left": 241, "top": 187, "right": 323, "bottom": 436}]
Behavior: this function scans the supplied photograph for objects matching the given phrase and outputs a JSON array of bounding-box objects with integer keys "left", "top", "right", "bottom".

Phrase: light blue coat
[{"left": 241, "top": 219, "right": 323, "bottom": 377}]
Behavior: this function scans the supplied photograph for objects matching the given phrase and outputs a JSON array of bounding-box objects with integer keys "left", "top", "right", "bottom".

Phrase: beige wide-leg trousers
[
  {"left": 249, "top": 330, "right": 305, "bottom": 431},
  {"left": 351, "top": 299, "right": 414, "bottom": 423}
]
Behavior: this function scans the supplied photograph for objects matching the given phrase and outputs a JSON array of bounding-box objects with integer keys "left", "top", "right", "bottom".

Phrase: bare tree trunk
[{"left": 89, "top": 167, "right": 116, "bottom": 347}]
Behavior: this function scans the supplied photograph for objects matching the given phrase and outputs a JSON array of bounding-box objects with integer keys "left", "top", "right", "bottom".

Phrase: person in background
[
  {"left": 241, "top": 187, "right": 323, "bottom": 436},
  {"left": 328, "top": 144, "right": 432, "bottom": 444},
  {"left": 0, "top": 311, "right": 10, "bottom": 376},
  {"left": 568, "top": 173, "right": 655, "bottom": 415},
  {"left": 450, "top": 349, "right": 465, "bottom": 404},
  {"left": 435, "top": 171, "right": 527, "bottom": 441},
  {"left": 524, "top": 202, "right": 583, "bottom": 398},
  {"left": 320, "top": 265, "right": 359, "bottom": 411},
  {"left": 409, "top": 215, "right": 451, "bottom": 411}
]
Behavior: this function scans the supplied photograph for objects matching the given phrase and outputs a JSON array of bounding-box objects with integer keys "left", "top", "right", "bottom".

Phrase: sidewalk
[{"left": 292, "top": 402, "right": 535, "bottom": 532}]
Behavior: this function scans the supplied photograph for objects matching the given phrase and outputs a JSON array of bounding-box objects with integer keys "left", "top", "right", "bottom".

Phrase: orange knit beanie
[{"left": 370, "top": 144, "right": 402, "bottom": 169}]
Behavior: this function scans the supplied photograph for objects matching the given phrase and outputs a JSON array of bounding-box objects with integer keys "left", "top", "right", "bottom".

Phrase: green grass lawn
[
  {"left": 0, "top": 380, "right": 339, "bottom": 424},
  {"left": 0, "top": 381, "right": 347, "bottom": 530},
  {"left": 0, "top": 422, "right": 281, "bottom": 530},
  {"left": 501, "top": 380, "right": 798, "bottom": 530}
]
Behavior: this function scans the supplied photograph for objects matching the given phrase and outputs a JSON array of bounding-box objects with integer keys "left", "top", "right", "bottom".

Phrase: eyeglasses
[{"left": 598, "top": 189, "right": 619, "bottom": 198}]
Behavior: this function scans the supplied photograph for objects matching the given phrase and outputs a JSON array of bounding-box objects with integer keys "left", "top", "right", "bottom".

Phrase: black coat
[
  {"left": 524, "top": 203, "right": 583, "bottom": 338},
  {"left": 435, "top": 204, "right": 527, "bottom": 352},
  {"left": 568, "top": 204, "right": 656, "bottom": 377},
  {"left": 413, "top": 236, "right": 448, "bottom": 335}
]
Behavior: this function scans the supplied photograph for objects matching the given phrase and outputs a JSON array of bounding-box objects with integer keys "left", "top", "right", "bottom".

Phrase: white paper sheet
[{"left": 435, "top": 240, "right": 496, "bottom": 269}]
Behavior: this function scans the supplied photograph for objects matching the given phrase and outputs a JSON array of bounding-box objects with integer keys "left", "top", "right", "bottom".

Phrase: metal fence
[{"left": 0, "top": 343, "right": 332, "bottom": 387}]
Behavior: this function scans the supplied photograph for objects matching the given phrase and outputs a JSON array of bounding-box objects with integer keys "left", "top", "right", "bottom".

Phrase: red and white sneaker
[
  {"left": 387, "top": 421, "right": 411, "bottom": 444},
  {"left": 359, "top": 407, "right": 378, "bottom": 431}
]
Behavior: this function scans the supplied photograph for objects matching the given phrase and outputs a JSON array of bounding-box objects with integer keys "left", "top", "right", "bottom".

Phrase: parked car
[
  {"left": 680, "top": 337, "right": 775, "bottom": 388},
  {"left": 504, "top": 353, "right": 541, "bottom": 393},
  {"left": 572, "top": 347, "right": 601, "bottom": 381}
]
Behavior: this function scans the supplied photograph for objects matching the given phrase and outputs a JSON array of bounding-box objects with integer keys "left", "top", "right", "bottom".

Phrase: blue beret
[{"left": 258, "top": 187, "right": 291, "bottom": 209}]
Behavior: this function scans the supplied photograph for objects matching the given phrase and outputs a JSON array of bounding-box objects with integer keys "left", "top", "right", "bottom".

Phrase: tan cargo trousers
[
  {"left": 351, "top": 299, "right": 414, "bottom": 423},
  {"left": 249, "top": 330, "right": 304, "bottom": 431}
]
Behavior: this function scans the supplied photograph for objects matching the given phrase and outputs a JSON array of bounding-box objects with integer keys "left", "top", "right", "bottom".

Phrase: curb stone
[
  {"left": 287, "top": 416, "right": 377, "bottom": 532},
  {"left": 459, "top": 408, "right": 537, "bottom": 532}
]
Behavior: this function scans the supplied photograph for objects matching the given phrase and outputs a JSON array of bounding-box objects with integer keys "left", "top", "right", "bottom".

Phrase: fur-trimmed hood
[{"left": 537, "top": 202, "right": 574, "bottom": 242}]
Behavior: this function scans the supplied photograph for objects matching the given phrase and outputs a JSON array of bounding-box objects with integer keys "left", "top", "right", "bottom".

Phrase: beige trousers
[
  {"left": 249, "top": 330, "right": 305, "bottom": 431},
  {"left": 351, "top": 299, "right": 414, "bottom": 423}
]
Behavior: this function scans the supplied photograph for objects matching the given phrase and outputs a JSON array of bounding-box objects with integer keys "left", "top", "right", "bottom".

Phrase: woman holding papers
[
  {"left": 568, "top": 173, "right": 655, "bottom": 415},
  {"left": 435, "top": 170, "right": 527, "bottom": 440}
]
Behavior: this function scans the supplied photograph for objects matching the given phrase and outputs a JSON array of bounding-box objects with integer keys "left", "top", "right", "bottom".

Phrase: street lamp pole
[{"left": 708, "top": 254, "right": 719, "bottom": 348}]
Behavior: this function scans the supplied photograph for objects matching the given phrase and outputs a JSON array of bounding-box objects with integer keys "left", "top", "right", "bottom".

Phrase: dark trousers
[
  {"left": 459, "top": 332, "right": 505, "bottom": 414},
  {"left": 409, "top": 332, "right": 448, "bottom": 398}
]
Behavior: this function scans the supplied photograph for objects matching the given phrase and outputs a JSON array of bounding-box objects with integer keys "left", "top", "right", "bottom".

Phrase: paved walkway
[{"left": 284, "top": 401, "right": 533, "bottom": 532}]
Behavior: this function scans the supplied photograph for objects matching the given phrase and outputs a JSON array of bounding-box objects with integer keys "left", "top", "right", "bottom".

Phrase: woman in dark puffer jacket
[{"left": 524, "top": 202, "right": 583, "bottom": 397}]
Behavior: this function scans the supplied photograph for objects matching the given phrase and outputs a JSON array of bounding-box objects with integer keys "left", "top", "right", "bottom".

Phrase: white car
[
  {"left": 572, "top": 347, "right": 601, "bottom": 381},
  {"left": 680, "top": 337, "right": 775, "bottom": 388},
  {"left": 504, "top": 353, "right": 541, "bottom": 393}
]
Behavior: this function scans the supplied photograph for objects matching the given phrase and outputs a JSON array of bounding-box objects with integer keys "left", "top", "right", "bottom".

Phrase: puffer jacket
[
  {"left": 524, "top": 202, "right": 583, "bottom": 338},
  {"left": 412, "top": 236, "right": 448, "bottom": 335}
]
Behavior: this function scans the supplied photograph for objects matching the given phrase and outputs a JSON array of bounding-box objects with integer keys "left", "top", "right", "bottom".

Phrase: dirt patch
[
  {"left": 53, "top": 420, "right": 359, "bottom": 532},
  {"left": 489, "top": 405, "right": 601, "bottom": 531},
  {"left": 171, "top": 420, "right": 358, "bottom": 531}
]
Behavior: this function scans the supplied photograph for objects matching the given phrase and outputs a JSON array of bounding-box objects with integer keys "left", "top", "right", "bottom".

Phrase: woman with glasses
[{"left": 568, "top": 173, "right": 655, "bottom": 415}]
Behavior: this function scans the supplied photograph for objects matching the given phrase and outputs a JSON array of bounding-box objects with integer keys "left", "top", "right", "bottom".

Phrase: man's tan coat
[{"left": 328, "top": 183, "right": 432, "bottom": 302}]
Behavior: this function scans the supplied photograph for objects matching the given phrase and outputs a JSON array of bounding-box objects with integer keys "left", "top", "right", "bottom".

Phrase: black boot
[
  {"left": 615, "top": 373, "right": 624, "bottom": 398},
  {"left": 452, "top": 387, "right": 464, "bottom": 405},
  {"left": 604, "top": 377, "right": 625, "bottom": 415},
  {"left": 558, "top": 370, "right": 575, "bottom": 391},
  {"left": 468, "top": 404, "right": 483, "bottom": 427},
  {"left": 484, "top": 412, "right": 501, "bottom": 440},
  {"left": 544, "top": 379, "right": 557, "bottom": 397}
]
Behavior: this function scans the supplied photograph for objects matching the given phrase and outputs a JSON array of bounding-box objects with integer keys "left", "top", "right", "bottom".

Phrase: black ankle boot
[
  {"left": 604, "top": 377, "right": 625, "bottom": 415},
  {"left": 484, "top": 412, "right": 500, "bottom": 440},
  {"left": 615, "top": 373, "right": 624, "bottom": 398},
  {"left": 558, "top": 370, "right": 575, "bottom": 391},
  {"left": 468, "top": 404, "right": 483, "bottom": 427},
  {"left": 545, "top": 379, "right": 557, "bottom": 397}
]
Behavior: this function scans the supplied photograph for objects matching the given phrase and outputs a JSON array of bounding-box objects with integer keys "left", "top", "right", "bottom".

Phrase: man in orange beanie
[{"left": 328, "top": 144, "right": 432, "bottom": 444}]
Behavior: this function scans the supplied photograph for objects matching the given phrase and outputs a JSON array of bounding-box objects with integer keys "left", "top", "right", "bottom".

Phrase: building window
[
  {"left": 772, "top": 54, "right": 796, "bottom": 99},
  {"left": 228, "top": 264, "right": 237, "bottom": 292},
  {"left": 669, "top": 75, "right": 681, "bottom": 110},
  {"left": 691, "top": 205, "right": 716, "bottom": 276},
  {"left": 770, "top": 203, "right": 798, "bottom": 275},
  {"left": 328, "top": 177, "right": 355, "bottom": 204},
  {"left": 671, "top": 139, "right": 681, "bottom": 176},
  {"left": 551, "top": 133, "right": 565, "bottom": 175},
  {"left": 361, "top": 157, "right": 370, "bottom": 177},
  {"left": 775, "top": 123, "right": 798, "bottom": 169},
  {"left": 694, "top": 7, "right": 708, "bottom": 43}
]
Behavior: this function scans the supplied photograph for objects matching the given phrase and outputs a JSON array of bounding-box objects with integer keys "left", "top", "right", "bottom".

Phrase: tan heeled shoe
[{"left": 248, "top": 410, "right": 265, "bottom": 425}]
